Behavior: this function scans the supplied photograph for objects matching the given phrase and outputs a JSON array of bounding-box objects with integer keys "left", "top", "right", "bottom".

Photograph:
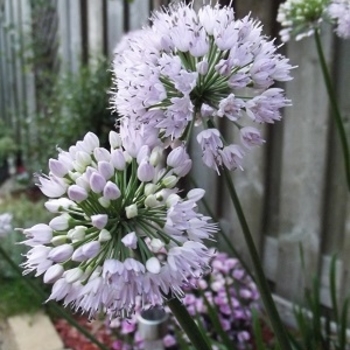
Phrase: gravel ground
[{"left": 0, "top": 318, "right": 17, "bottom": 350}]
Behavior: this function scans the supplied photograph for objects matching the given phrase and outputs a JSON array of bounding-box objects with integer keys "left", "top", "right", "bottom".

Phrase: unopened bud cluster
[
  {"left": 277, "top": 0, "right": 329, "bottom": 42},
  {"left": 21, "top": 131, "right": 217, "bottom": 317}
]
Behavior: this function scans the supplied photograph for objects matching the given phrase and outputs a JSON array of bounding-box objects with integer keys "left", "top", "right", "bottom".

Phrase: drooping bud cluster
[
  {"left": 21, "top": 130, "right": 217, "bottom": 318},
  {"left": 0, "top": 213, "right": 13, "bottom": 238},
  {"left": 112, "top": 1, "right": 292, "bottom": 173},
  {"left": 277, "top": 0, "right": 329, "bottom": 42}
]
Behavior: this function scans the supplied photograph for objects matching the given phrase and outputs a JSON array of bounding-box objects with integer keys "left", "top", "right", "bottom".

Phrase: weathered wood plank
[
  {"left": 106, "top": 0, "right": 124, "bottom": 56},
  {"left": 331, "top": 38, "right": 350, "bottom": 305},
  {"left": 87, "top": 0, "right": 104, "bottom": 63},
  {"left": 57, "top": 0, "right": 70, "bottom": 70},
  {"left": 20, "top": 0, "right": 37, "bottom": 162},
  {"left": 264, "top": 236, "right": 341, "bottom": 308},
  {"left": 128, "top": 0, "right": 150, "bottom": 30},
  {"left": 275, "top": 28, "right": 333, "bottom": 301},
  {"left": 68, "top": 0, "right": 82, "bottom": 73}
]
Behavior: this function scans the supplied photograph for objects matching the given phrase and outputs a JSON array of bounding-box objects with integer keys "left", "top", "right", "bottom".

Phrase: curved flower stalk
[
  {"left": 327, "top": 0, "right": 350, "bottom": 39},
  {"left": 0, "top": 213, "right": 13, "bottom": 237},
  {"left": 277, "top": 0, "right": 329, "bottom": 42},
  {"left": 21, "top": 130, "right": 218, "bottom": 320},
  {"left": 112, "top": 1, "right": 292, "bottom": 173}
]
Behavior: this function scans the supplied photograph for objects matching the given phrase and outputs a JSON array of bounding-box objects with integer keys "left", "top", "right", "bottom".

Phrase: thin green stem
[
  {"left": 166, "top": 297, "right": 212, "bottom": 350},
  {"left": 222, "top": 168, "right": 292, "bottom": 350},
  {"left": 314, "top": 29, "right": 350, "bottom": 191},
  {"left": 0, "top": 244, "right": 109, "bottom": 350},
  {"left": 189, "top": 175, "right": 253, "bottom": 278}
]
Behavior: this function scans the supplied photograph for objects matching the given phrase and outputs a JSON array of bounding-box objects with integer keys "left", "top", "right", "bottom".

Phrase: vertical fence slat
[
  {"left": 274, "top": 28, "right": 333, "bottom": 302},
  {"left": 0, "top": 8, "right": 9, "bottom": 124},
  {"left": 68, "top": 0, "right": 82, "bottom": 73},
  {"left": 106, "top": 0, "right": 124, "bottom": 57},
  {"left": 57, "top": 0, "right": 70, "bottom": 70},
  {"left": 87, "top": 0, "right": 104, "bottom": 62},
  {"left": 4, "top": 0, "right": 16, "bottom": 131},
  {"left": 20, "top": 0, "right": 36, "bottom": 163},
  {"left": 128, "top": 0, "right": 150, "bottom": 30},
  {"left": 331, "top": 39, "right": 350, "bottom": 304}
]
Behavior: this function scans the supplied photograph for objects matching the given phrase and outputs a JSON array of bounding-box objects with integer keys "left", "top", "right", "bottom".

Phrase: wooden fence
[{"left": 0, "top": 0, "right": 349, "bottom": 314}]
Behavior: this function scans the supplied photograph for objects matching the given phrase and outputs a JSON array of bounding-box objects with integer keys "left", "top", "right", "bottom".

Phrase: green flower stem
[
  {"left": 314, "top": 28, "right": 350, "bottom": 192},
  {"left": 0, "top": 244, "right": 109, "bottom": 350},
  {"left": 222, "top": 168, "right": 292, "bottom": 350},
  {"left": 166, "top": 297, "right": 212, "bottom": 350},
  {"left": 189, "top": 175, "right": 253, "bottom": 278}
]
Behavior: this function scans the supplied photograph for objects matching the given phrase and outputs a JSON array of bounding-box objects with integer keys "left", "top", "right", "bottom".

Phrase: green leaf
[
  {"left": 339, "top": 297, "right": 349, "bottom": 349},
  {"left": 252, "top": 308, "right": 266, "bottom": 350}
]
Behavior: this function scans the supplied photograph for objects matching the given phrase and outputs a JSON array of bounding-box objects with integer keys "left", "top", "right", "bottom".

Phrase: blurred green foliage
[
  {"left": 24, "top": 58, "right": 115, "bottom": 174},
  {"left": 0, "top": 195, "right": 52, "bottom": 278}
]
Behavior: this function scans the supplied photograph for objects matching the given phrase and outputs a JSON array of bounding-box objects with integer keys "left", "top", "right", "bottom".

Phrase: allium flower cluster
[
  {"left": 108, "top": 252, "right": 260, "bottom": 350},
  {"left": 0, "top": 213, "right": 13, "bottom": 237},
  {"left": 21, "top": 130, "right": 217, "bottom": 318},
  {"left": 277, "top": 0, "right": 329, "bottom": 42},
  {"left": 327, "top": 0, "right": 350, "bottom": 38},
  {"left": 112, "top": 2, "right": 292, "bottom": 173}
]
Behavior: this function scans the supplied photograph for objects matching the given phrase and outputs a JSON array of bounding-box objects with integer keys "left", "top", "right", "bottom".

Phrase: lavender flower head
[
  {"left": 327, "top": 0, "right": 350, "bottom": 39},
  {"left": 21, "top": 129, "right": 217, "bottom": 318},
  {"left": 112, "top": 1, "right": 292, "bottom": 173},
  {"left": 277, "top": 0, "right": 329, "bottom": 42},
  {"left": 0, "top": 213, "right": 13, "bottom": 237},
  {"left": 108, "top": 252, "right": 260, "bottom": 349}
]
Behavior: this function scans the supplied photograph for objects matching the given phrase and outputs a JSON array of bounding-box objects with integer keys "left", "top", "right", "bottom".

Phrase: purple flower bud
[
  {"left": 48, "top": 244, "right": 74, "bottom": 263},
  {"left": 45, "top": 198, "right": 74, "bottom": 213},
  {"left": 136, "top": 145, "right": 150, "bottom": 164},
  {"left": 83, "top": 132, "right": 99, "bottom": 152},
  {"left": 49, "top": 214, "right": 70, "bottom": 231},
  {"left": 161, "top": 175, "right": 178, "bottom": 188},
  {"left": 187, "top": 188, "right": 205, "bottom": 201},
  {"left": 71, "top": 246, "right": 85, "bottom": 262},
  {"left": 98, "top": 229, "right": 112, "bottom": 242},
  {"left": 173, "top": 159, "right": 192, "bottom": 177},
  {"left": 82, "top": 241, "right": 100, "bottom": 259},
  {"left": 196, "top": 60, "right": 209, "bottom": 75},
  {"left": 68, "top": 185, "right": 88, "bottom": 202},
  {"left": 109, "top": 131, "right": 122, "bottom": 149},
  {"left": 111, "top": 149, "right": 126, "bottom": 170},
  {"left": 121, "top": 231, "right": 137, "bottom": 249},
  {"left": 125, "top": 204, "right": 138, "bottom": 219},
  {"left": 137, "top": 160, "right": 155, "bottom": 182},
  {"left": 90, "top": 172, "right": 106, "bottom": 193},
  {"left": 91, "top": 214, "right": 108, "bottom": 229},
  {"left": 48, "top": 278, "right": 70, "bottom": 301},
  {"left": 49, "top": 159, "right": 68, "bottom": 177},
  {"left": 93, "top": 147, "right": 111, "bottom": 162},
  {"left": 65, "top": 267, "right": 84, "bottom": 283},
  {"left": 167, "top": 146, "right": 188, "bottom": 168},
  {"left": 146, "top": 257, "right": 161, "bottom": 274},
  {"left": 76, "top": 151, "right": 92, "bottom": 167},
  {"left": 103, "top": 181, "right": 121, "bottom": 200},
  {"left": 43, "top": 264, "right": 64, "bottom": 284},
  {"left": 98, "top": 161, "right": 114, "bottom": 180}
]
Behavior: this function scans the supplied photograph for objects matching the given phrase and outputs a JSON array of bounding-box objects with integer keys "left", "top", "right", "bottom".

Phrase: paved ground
[
  {"left": 0, "top": 313, "right": 67, "bottom": 350},
  {"left": 0, "top": 318, "right": 17, "bottom": 350}
]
